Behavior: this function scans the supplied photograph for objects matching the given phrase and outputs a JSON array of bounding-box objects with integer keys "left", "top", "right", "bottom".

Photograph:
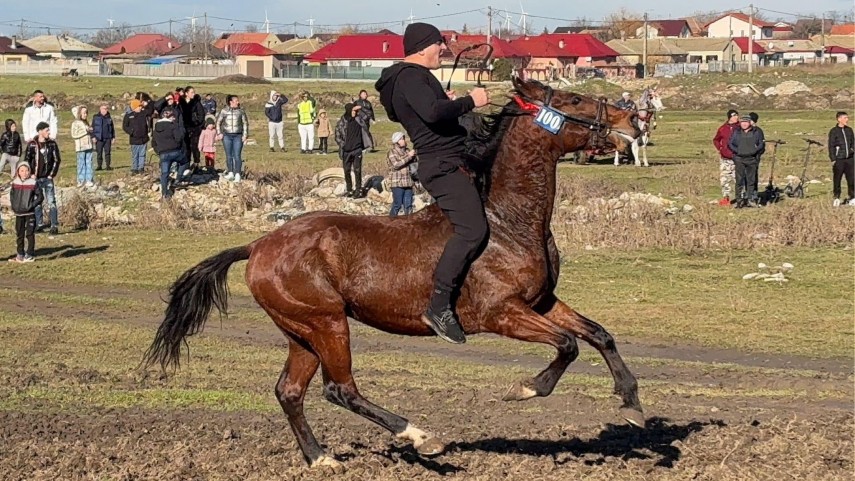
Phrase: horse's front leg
[
  {"left": 486, "top": 301, "right": 579, "bottom": 401},
  {"left": 540, "top": 296, "right": 644, "bottom": 427}
]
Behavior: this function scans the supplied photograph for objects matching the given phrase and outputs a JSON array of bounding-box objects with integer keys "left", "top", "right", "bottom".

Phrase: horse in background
[{"left": 614, "top": 87, "right": 664, "bottom": 167}]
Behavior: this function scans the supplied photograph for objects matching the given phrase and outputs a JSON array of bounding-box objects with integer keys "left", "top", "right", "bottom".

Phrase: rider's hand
[
  {"left": 470, "top": 87, "right": 490, "bottom": 108},
  {"left": 445, "top": 90, "right": 456, "bottom": 100}
]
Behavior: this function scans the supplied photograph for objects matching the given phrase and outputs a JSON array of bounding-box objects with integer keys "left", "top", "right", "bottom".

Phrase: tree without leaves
[
  {"left": 602, "top": 8, "right": 642, "bottom": 41},
  {"left": 245, "top": 24, "right": 259, "bottom": 33},
  {"left": 86, "top": 22, "right": 134, "bottom": 48}
]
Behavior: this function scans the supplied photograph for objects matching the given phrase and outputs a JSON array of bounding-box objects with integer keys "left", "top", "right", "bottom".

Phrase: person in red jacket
[{"left": 713, "top": 109, "right": 740, "bottom": 206}]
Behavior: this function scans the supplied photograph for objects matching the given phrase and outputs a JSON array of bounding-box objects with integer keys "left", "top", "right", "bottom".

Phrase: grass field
[{"left": 0, "top": 74, "right": 852, "bottom": 480}]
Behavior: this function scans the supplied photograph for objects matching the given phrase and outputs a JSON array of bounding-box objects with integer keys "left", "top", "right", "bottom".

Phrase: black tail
[{"left": 142, "top": 245, "right": 251, "bottom": 371}]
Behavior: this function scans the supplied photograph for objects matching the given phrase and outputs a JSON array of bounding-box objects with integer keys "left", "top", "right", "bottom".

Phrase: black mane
[{"left": 462, "top": 97, "right": 528, "bottom": 196}]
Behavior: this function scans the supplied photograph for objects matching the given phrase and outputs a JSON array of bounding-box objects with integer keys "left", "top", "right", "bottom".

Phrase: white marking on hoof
[
  {"left": 311, "top": 455, "right": 342, "bottom": 469},
  {"left": 503, "top": 383, "right": 538, "bottom": 401},
  {"left": 396, "top": 423, "right": 431, "bottom": 449}
]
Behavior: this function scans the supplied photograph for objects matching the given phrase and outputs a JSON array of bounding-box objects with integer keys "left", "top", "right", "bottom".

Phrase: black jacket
[
  {"left": 354, "top": 98, "right": 375, "bottom": 122},
  {"left": 10, "top": 176, "right": 42, "bottom": 215},
  {"left": 265, "top": 96, "right": 287, "bottom": 123},
  {"left": 0, "top": 130, "right": 22, "bottom": 156},
  {"left": 202, "top": 97, "right": 217, "bottom": 115},
  {"left": 23, "top": 139, "right": 61, "bottom": 178},
  {"left": 92, "top": 112, "right": 115, "bottom": 141},
  {"left": 340, "top": 115, "right": 364, "bottom": 153},
  {"left": 123, "top": 110, "right": 150, "bottom": 145},
  {"left": 828, "top": 125, "right": 855, "bottom": 161},
  {"left": 375, "top": 63, "right": 475, "bottom": 159},
  {"left": 181, "top": 94, "right": 207, "bottom": 131},
  {"left": 151, "top": 119, "right": 185, "bottom": 154},
  {"left": 728, "top": 127, "right": 765, "bottom": 160}
]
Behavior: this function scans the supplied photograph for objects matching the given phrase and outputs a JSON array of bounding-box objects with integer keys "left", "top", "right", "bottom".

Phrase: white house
[{"left": 706, "top": 13, "right": 775, "bottom": 40}]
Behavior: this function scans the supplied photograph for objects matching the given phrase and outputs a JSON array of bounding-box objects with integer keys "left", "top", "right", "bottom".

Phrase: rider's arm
[{"left": 399, "top": 69, "right": 474, "bottom": 124}]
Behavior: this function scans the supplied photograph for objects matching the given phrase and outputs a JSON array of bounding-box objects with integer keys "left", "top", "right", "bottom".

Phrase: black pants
[
  {"left": 96, "top": 139, "right": 112, "bottom": 169},
  {"left": 342, "top": 150, "right": 363, "bottom": 193},
  {"left": 318, "top": 137, "right": 328, "bottom": 153},
  {"left": 184, "top": 129, "right": 202, "bottom": 165},
  {"left": 735, "top": 157, "right": 759, "bottom": 201},
  {"left": 15, "top": 215, "right": 35, "bottom": 257},
  {"left": 421, "top": 168, "right": 488, "bottom": 295},
  {"left": 833, "top": 157, "right": 855, "bottom": 200}
]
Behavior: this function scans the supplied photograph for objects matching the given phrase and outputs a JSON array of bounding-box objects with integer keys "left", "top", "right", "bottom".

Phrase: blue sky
[{"left": 1, "top": 0, "right": 852, "bottom": 38}]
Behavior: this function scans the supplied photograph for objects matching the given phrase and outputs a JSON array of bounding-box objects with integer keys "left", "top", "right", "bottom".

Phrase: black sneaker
[
  {"left": 106, "top": 166, "right": 113, "bottom": 171},
  {"left": 270, "top": 147, "right": 275, "bottom": 152},
  {"left": 49, "top": 227, "right": 59, "bottom": 235},
  {"left": 422, "top": 307, "right": 466, "bottom": 344}
]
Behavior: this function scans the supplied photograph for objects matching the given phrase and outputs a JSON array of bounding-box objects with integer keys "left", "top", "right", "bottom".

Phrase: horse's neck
[{"left": 485, "top": 134, "right": 560, "bottom": 234}]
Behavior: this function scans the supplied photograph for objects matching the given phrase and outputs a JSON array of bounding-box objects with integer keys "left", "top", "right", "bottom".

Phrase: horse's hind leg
[
  {"left": 543, "top": 298, "right": 644, "bottom": 427},
  {"left": 489, "top": 302, "right": 580, "bottom": 401},
  {"left": 275, "top": 338, "right": 340, "bottom": 468},
  {"left": 310, "top": 316, "right": 446, "bottom": 457}
]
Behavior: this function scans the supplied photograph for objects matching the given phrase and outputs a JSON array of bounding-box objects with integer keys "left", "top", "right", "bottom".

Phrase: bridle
[{"left": 512, "top": 85, "right": 613, "bottom": 150}]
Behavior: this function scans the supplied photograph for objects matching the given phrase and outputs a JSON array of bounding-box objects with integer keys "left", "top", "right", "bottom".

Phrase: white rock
[
  {"left": 781, "top": 262, "right": 794, "bottom": 272},
  {"left": 757, "top": 263, "right": 767, "bottom": 270},
  {"left": 682, "top": 204, "right": 694, "bottom": 213},
  {"left": 764, "top": 277, "right": 788, "bottom": 283},
  {"left": 151, "top": 183, "right": 160, "bottom": 192},
  {"left": 755, "top": 273, "right": 770, "bottom": 280},
  {"left": 743, "top": 273, "right": 759, "bottom": 280},
  {"left": 333, "top": 183, "right": 348, "bottom": 196},
  {"left": 808, "top": 179, "right": 822, "bottom": 184}
]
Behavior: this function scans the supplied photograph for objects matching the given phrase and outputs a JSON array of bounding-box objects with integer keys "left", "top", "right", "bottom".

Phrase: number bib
[{"left": 533, "top": 106, "right": 565, "bottom": 135}]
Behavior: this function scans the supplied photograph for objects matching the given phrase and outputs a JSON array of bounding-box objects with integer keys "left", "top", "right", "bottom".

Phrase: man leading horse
[{"left": 375, "top": 23, "right": 490, "bottom": 344}]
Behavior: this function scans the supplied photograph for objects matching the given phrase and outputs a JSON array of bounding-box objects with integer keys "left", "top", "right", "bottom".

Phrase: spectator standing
[
  {"left": 264, "top": 90, "right": 288, "bottom": 153},
  {"left": 181, "top": 86, "right": 206, "bottom": 168},
  {"left": 24, "top": 122, "right": 61, "bottom": 234},
  {"left": 335, "top": 103, "right": 365, "bottom": 197},
  {"left": 22, "top": 90, "right": 58, "bottom": 143},
  {"left": 9, "top": 161, "right": 41, "bottom": 263},
  {"left": 314, "top": 109, "right": 331, "bottom": 155},
  {"left": 202, "top": 93, "right": 217, "bottom": 116},
  {"left": 92, "top": 104, "right": 115, "bottom": 171},
  {"left": 216, "top": 94, "right": 249, "bottom": 182},
  {"left": 152, "top": 110, "right": 187, "bottom": 199},
  {"left": 713, "top": 109, "right": 740, "bottom": 206},
  {"left": 123, "top": 99, "right": 150, "bottom": 175},
  {"left": 749, "top": 112, "right": 764, "bottom": 194},
  {"left": 728, "top": 115, "right": 765, "bottom": 208},
  {"left": 70, "top": 105, "right": 96, "bottom": 188},
  {"left": 354, "top": 89, "right": 376, "bottom": 152},
  {"left": 198, "top": 118, "right": 218, "bottom": 168},
  {"left": 297, "top": 92, "right": 316, "bottom": 153},
  {"left": 0, "top": 119, "right": 23, "bottom": 177},
  {"left": 828, "top": 111, "right": 855, "bottom": 206},
  {"left": 386, "top": 131, "right": 417, "bottom": 216}
]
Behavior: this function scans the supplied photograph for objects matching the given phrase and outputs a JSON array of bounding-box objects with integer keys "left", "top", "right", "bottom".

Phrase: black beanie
[
  {"left": 726, "top": 109, "right": 738, "bottom": 119},
  {"left": 404, "top": 22, "right": 443, "bottom": 56},
  {"left": 344, "top": 103, "right": 353, "bottom": 116},
  {"left": 749, "top": 112, "right": 759, "bottom": 123},
  {"left": 36, "top": 121, "right": 50, "bottom": 132}
]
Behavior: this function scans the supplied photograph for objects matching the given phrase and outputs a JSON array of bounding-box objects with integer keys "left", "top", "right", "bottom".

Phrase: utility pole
[
  {"left": 642, "top": 12, "right": 648, "bottom": 78},
  {"left": 487, "top": 6, "right": 492, "bottom": 45},
  {"left": 19, "top": 18, "right": 24, "bottom": 39},
  {"left": 169, "top": 19, "right": 173, "bottom": 39},
  {"left": 747, "top": 4, "right": 753, "bottom": 75},
  {"left": 204, "top": 13, "right": 209, "bottom": 61},
  {"left": 293, "top": 22, "right": 297, "bottom": 37},
  {"left": 820, "top": 12, "right": 826, "bottom": 64}
]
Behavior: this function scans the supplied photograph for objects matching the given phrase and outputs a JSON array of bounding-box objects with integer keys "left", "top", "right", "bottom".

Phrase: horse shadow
[
  {"left": 33, "top": 244, "right": 110, "bottom": 260},
  {"left": 373, "top": 417, "right": 722, "bottom": 475}
]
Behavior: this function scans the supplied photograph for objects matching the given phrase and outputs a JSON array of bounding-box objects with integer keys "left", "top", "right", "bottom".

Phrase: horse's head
[{"left": 510, "top": 78, "right": 640, "bottom": 156}]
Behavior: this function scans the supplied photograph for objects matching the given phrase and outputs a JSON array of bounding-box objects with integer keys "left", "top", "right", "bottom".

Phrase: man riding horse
[{"left": 375, "top": 23, "right": 491, "bottom": 344}]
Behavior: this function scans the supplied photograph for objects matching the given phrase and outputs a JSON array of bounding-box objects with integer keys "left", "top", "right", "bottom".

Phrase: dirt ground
[{"left": 0, "top": 278, "right": 852, "bottom": 481}]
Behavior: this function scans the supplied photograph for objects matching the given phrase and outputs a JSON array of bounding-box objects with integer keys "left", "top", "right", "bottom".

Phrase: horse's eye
[{"left": 570, "top": 96, "right": 582, "bottom": 105}]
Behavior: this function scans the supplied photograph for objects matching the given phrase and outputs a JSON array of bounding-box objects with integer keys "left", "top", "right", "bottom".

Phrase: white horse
[{"left": 614, "top": 88, "right": 664, "bottom": 167}]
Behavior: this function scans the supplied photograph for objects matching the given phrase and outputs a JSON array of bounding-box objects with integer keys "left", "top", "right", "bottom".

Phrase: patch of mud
[{"left": 211, "top": 74, "right": 272, "bottom": 84}]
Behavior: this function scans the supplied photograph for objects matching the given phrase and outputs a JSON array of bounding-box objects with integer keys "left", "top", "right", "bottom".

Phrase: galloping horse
[
  {"left": 614, "top": 87, "right": 664, "bottom": 167},
  {"left": 143, "top": 78, "right": 644, "bottom": 469}
]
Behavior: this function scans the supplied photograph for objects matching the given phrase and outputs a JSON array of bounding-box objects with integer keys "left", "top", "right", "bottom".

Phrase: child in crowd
[
  {"left": 0, "top": 119, "right": 22, "bottom": 177},
  {"left": 70, "top": 105, "right": 96, "bottom": 188},
  {"left": 198, "top": 118, "right": 218, "bottom": 168},
  {"left": 386, "top": 131, "right": 417, "bottom": 216},
  {"left": 314, "top": 109, "right": 331, "bottom": 155},
  {"left": 9, "top": 161, "right": 41, "bottom": 263}
]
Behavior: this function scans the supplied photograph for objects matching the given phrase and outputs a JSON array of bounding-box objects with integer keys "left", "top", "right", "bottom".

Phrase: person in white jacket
[
  {"left": 70, "top": 105, "right": 95, "bottom": 188},
  {"left": 22, "top": 90, "right": 58, "bottom": 142}
]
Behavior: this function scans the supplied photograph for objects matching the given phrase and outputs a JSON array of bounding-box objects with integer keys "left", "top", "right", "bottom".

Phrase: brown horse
[{"left": 143, "top": 78, "right": 644, "bottom": 469}]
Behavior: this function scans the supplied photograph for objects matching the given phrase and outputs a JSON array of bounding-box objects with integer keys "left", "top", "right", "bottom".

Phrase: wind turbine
[
  {"left": 518, "top": 2, "right": 528, "bottom": 35},
  {"left": 107, "top": 18, "right": 115, "bottom": 43},
  {"left": 306, "top": 16, "right": 315, "bottom": 37},
  {"left": 186, "top": 10, "right": 197, "bottom": 43},
  {"left": 263, "top": 10, "right": 270, "bottom": 33},
  {"left": 407, "top": 9, "right": 415, "bottom": 25}
]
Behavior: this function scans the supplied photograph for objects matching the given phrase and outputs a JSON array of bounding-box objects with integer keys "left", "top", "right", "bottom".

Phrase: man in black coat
[
  {"left": 181, "top": 86, "right": 207, "bottom": 167},
  {"left": 152, "top": 110, "right": 186, "bottom": 199},
  {"left": 728, "top": 115, "right": 765, "bottom": 208},
  {"left": 828, "top": 111, "right": 855, "bottom": 206}
]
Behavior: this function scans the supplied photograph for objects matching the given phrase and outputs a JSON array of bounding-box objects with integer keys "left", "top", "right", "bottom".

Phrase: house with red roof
[
  {"left": 706, "top": 13, "right": 775, "bottom": 40},
  {"left": 0, "top": 36, "right": 38, "bottom": 63},
  {"left": 224, "top": 43, "right": 281, "bottom": 78},
  {"left": 101, "top": 34, "right": 179, "bottom": 61},
  {"left": 729, "top": 37, "right": 769, "bottom": 64},
  {"left": 635, "top": 20, "right": 691, "bottom": 39},
  {"left": 213, "top": 33, "right": 282, "bottom": 51},
  {"left": 830, "top": 24, "right": 855, "bottom": 36},
  {"left": 509, "top": 34, "right": 630, "bottom": 80},
  {"left": 439, "top": 34, "right": 526, "bottom": 83},
  {"left": 305, "top": 34, "right": 404, "bottom": 67}
]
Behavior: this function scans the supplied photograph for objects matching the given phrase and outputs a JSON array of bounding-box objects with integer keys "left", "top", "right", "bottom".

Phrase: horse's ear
[{"left": 511, "top": 76, "right": 526, "bottom": 93}]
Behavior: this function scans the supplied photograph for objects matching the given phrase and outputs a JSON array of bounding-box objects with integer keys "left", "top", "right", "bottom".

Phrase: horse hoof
[
  {"left": 502, "top": 382, "right": 538, "bottom": 402},
  {"left": 416, "top": 437, "right": 446, "bottom": 457},
  {"left": 620, "top": 406, "right": 646, "bottom": 428},
  {"left": 311, "top": 455, "right": 343, "bottom": 471}
]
